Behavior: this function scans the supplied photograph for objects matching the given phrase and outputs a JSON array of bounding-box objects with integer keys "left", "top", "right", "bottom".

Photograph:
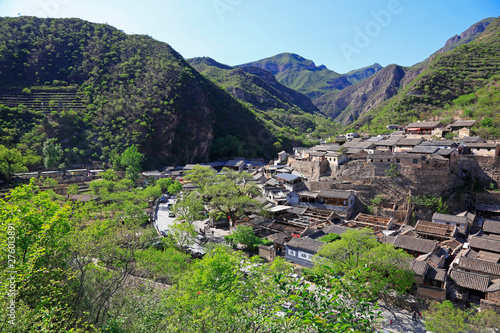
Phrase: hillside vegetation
[
  {"left": 188, "top": 57, "right": 342, "bottom": 147},
  {"left": 350, "top": 16, "right": 500, "bottom": 136},
  {"left": 0, "top": 17, "right": 277, "bottom": 169}
]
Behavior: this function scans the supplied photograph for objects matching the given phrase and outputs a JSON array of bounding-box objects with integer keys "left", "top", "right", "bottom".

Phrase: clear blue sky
[{"left": 1, "top": 0, "right": 499, "bottom": 73}]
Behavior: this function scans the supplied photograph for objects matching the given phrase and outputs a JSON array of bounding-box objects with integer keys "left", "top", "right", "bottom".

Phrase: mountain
[
  {"left": 314, "top": 64, "right": 407, "bottom": 125},
  {"left": 188, "top": 57, "right": 318, "bottom": 114},
  {"left": 0, "top": 17, "right": 276, "bottom": 168},
  {"left": 238, "top": 53, "right": 352, "bottom": 100},
  {"left": 434, "top": 17, "right": 495, "bottom": 55},
  {"left": 316, "top": 17, "right": 500, "bottom": 132},
  {"left": 349, "top": 16, "right": 500, "bottom": 135},
  {"left": 344, "top": 63, "right": 383, "bottom": 85},
  {"left": 187, "top": 57, "right": 341, "bottom": 146}
]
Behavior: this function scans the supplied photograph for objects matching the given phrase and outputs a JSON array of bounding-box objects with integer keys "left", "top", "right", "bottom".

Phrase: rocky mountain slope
[
  {"left": 188, "top": 57, "right": 341, "bottom": 147},
  {"left": 349, "top": 16, "right": 500, "bottom": 134},
  {"left": 0, "top": 17, "right": 276, "bottom": 167},
  {"left": 318, "top": 17, "right": 500, "bottom": 131},
  {"left": 239, "top": 53, "right": 354, "bottom": 99}
]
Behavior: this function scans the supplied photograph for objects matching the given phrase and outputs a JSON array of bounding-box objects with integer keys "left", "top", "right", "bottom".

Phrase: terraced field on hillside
[{"left": 0, "top": 88, "right": 87, "bottom": 112}]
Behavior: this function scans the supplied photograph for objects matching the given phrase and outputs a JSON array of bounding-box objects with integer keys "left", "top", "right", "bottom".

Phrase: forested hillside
[
  {"left": 188, "top": 57, "right": 341, "bottom": 147},
  {"left": 349, "top": 16, "right": 500, "bottom": 136},
  {"left": 0, "top": 17, "right": 276, "bottom": 169}
]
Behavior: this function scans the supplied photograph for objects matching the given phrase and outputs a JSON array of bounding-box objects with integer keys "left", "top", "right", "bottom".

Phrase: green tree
[
  {"left": 182, "top": 166, "right": 261, "bottom": 227},
  {"left": 423, "top": 301, "right": 500, "bottom": 333},
  {"left": 224, "top": 225, "right": 262, "bottom": 250},
  {"left": 0, "top": 145, "right": 28, "bottom": 181},
  {"left": 67, "top": 183, "right": 79, "bottom": 195},
  {"left": 42, "top": 138, "right": 63, "bottom": 169},
  {"left": 314, "top": 228, "right": 414, "bottom": 296},
  {"left": 0, "top": 180, "right": 87, "bottom": 332},
  {"left": 120, "top": 145, "right": 142, "bottom": 182}
]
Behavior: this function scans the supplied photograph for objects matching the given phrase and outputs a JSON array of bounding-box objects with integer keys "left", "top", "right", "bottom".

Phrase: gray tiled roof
[
  {"left": 432, "top": 213, "right": 468, "bottom": 225},
  {"left": 393, "top": 235, "right": 437, "bottom": 254},
  {"left": 408, "top": 146, "right": 439, "bottom": 154},
  {"left": 483, "top": 219, "right": 500, "bottom": 235},
  {"left": 448, "top": 120, "right": 476, "bottom": 128},
  {"left": 450, "top": 270, "right": 490, "bottom": 292},
  {"left": 321, "top": 224, "right": 350, "bottom": 235},
  {"left": 458, "top": 257, "right": 500, "bottom": 277},
  {"left": 469, "top": 236, "right": 500, "bottom": 254},
  {"left": 407, "top": 121, "right": 443, "bottom": 129},
  {"left": 318, "top": 190, "right": 353, "bottom": 199},
  {"left": 419, "top": 140, "right": 456, "bottom": 147},
  {"left": 426, "top": 267, "right": 447, "bottom": 282},
  {"left": 286, "top": 237, "right": 324, "bottom": 253},
  {"left": 411, "top": 260, "right": 429, "bottom": 276}
]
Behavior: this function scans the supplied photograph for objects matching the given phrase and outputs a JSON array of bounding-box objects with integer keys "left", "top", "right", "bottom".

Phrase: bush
[{"left": 319, "top": 233, "right": 340, "bottom": 243}]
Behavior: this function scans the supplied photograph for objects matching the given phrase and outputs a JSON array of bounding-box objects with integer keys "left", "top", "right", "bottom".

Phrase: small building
[
  {"left": 325, "top": 151, "right": 348, "bottom": 169},
  {"left": 274, "top": 173, "right": 303, "bottom": 191},
  {"left": 411, "top": 260, "right": 447, "bottom": 301},
  {"left": 405, "top": 121, "right": 444, "bottom": 136},
  {"left": 394, "top": 138, "right": 424, "bottom": 152},
  {"left": 445, "top": 120, "right": 477, "bottom": 138},
  {"left": 285, "top": 237, "right": 324, "bottom": 267},
  {"left": 225, "top": 159, "right": 247, "bottom": 171},
  {"left": 308, "top": 151, "right": 326, "bottom": 162},
  {"left": 414, "top": 220, "right": 458, "bottom": 241},
  {"left": 450, "top": 269, "right": 490, "bottom": 299},
  {"left": 347, "top": 213, "right": 394, "bottom": 232},
  {"left": 482, "top": 219, "right": 500, "bottom": 236},
  {"left": 469, "top": 236, "right": 500, "bottom": 255},
  {"left": 392, "top": 235, "right": 438, "bottom": 257},
  {"left": 374, "top": 139, "right": 401, "bottom": 152},
  {"left": 277, "top": 150, "right": 288, "bottom": 164},
  {"left": 317, "top": 190, "right": 355, "bottom": 211},
  {"left": 457, "top": 257, "right": 500, "bottom": 280},
  {"left": 462, "top": 143, "right": 500, "bottom": 157},
  {"left": 432, "top": 213, "right": 469, "bottom": 234}
]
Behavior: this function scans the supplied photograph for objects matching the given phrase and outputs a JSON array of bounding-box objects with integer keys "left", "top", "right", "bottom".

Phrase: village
[{"left": 142, "top": 119, "right": 500, "bottom": 316}]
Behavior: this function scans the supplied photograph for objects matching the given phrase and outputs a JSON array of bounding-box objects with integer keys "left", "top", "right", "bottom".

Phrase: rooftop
[
  {"left": 275, "top": 173, "right": 300, "bottom": 182},
  {"left": 483, "top": 219, "right": 500, "bottom": 235},
  {"left": 469, "top": 236, "right": 500, "bottom": 254},
  {"left": 286, "top": 237, "right": 324, "bottom": 253},
  {"left": 393, "top": 235, "right": 437, "bottom": 254},
  {"left": 406, "top": 121, "right": 443, "bottom": 129},
  {"left": 458, "top": 257, "right": 500, "bottom": 277},
  {"left": 432, "top": 213, "right": 468, "bottom": 225},
  {"left": 318, "top": 190, "right": 353, "bottom": 199},
  {"left": 450, "top": 270, "right": 490, "bottom": 292}
]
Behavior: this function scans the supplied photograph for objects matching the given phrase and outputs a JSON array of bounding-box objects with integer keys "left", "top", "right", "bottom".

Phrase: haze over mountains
[{"left": 0, "top": 15, "right": 499, "bottom": 168}]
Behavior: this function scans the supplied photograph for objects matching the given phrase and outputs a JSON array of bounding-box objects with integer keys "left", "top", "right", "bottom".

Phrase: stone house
[
  {"left": 432, "top": 213, "right": 470, "bottom": 234},
  {"left": 414, "top": 220, "right": 458, "bottom": 241},
  {"left": 445, "top": 120, "right": 476, "bottom": 138},
  {"left": 285, "top": 237, "right": 324, "bottom": 267},
  {"left": 462, "top": 143, "right": 500, "bottom": 157},
  {"left": 405, "top": 121, "right": 444, "bottom": 137},
  {"left": 392, "top": 235, "right": 438, "bottom": 257},
  {"left": 411, "top": 261, "right": 447, "bottom": 301},
  {"left": 394, "top": 138, "right": 424, "bottom": 152},
  {"left": 274, "top": 173, "right": 303, "bottom": 191}
]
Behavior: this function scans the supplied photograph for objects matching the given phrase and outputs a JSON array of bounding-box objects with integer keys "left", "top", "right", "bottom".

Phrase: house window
[
  {"left": 396, "top": 159, "right": 400, "bottom": 163},
  {"left": 288, "top": 249, "right": 296, "bottom": 257},
  {"left": 413, "top": 159, "right": 418, "bottom": 164},
  {"left": 298, "top": 251, "right": 312, "bottom": 261}
]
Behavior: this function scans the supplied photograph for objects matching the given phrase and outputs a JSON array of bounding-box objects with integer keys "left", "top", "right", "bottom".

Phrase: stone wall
[
  {"left": 458, "top": 156, "right": 500, "bottom": 188},
  {"left": 480, "top": 299, "right": 500, "bottom": 314},
  {"left": 416, "top": 285, "right": 446, "bottom": 301},
  {"left": 290, "top": 160, "right": 329, "bottom": 181}
]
